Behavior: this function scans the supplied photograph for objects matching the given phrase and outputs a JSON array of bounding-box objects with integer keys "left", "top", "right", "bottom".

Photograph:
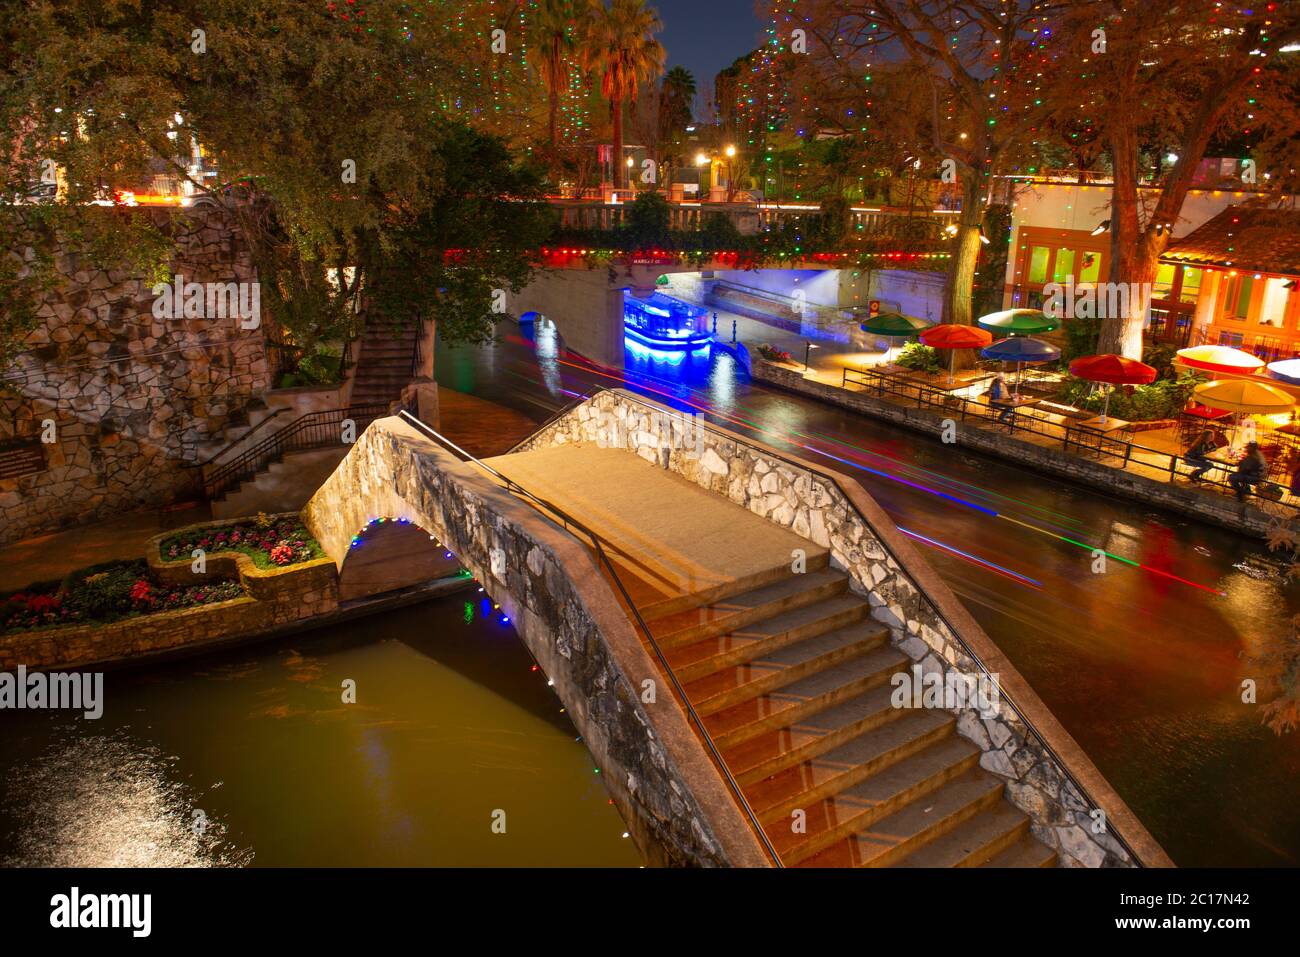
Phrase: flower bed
[
  {"left": 757, "top": 343, "right": 794, "bottom": 364},
  {"left": 159, "top": 513, "right": 323, "bottom": 569},
  {"left": 1, "top": 560, "right": 244, "bottom": 635}
]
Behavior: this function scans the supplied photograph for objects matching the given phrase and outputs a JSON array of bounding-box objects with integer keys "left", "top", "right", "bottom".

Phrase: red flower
[
  {"left": 26, "top": 594, "right": 59, "bottom": 614},
  {"left": 129, "top": 580, "right": 154, "bottom": 607},
  {"left": 269, "top": 543, "right": 294, "bottom": 566}
]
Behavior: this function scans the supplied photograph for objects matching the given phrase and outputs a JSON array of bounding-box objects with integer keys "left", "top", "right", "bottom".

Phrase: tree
[
  {"left": 1050, "top": 2, "right": 1300, "bottom": 357},
  {"left": 659, "top": 66, "right": 696, "bottom": 144},
  {"left": 582, "top": 0, "right": 665, "bottom": 190},
  {"left": 0, "top": 0, "right": 556, "bottom": 377},
  {"left": 794, "top": 0, "right": 1052, "bottom": 327},
  {"left": 531, "top": 0, "right": 585, "bottom": 166}
]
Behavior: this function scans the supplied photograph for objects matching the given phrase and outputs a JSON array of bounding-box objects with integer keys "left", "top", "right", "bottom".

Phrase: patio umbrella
[
  {"left": 976, "top": 308, "right": 1059, "bottom": 336},
  {"left": 981, "top": 336, "right": 1061, "bottom": 397},
  {"left": 859, "top": 313, "right": 934, "bottom": 364},
  {"left": 1192, "top": 378, "right": 1294, "bottom": 452},
  {"left": 920, "top": 323, "right": 994, "bottom": 383},
  {"left": 1175, "top": 344, "right": 1265, "bottom": 376},
  {"left": 1068, "top": 354, "right": 1158, "bottom": 424},
  {"left": 1266, "top": 358, "right": 1300, "bottom": 386}
]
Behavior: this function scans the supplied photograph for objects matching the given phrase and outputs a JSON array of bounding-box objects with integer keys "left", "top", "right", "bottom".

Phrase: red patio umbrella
[
  {"left": 920, "top": 323, "right": 994, "bottom": 383},
  {"left": 1068, "top": 353, "right": 1157, "bottom": 423}
]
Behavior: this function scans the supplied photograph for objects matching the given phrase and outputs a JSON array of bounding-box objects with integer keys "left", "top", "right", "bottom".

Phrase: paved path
[{"left": 483, "top": 444, "right": 819, "bottom": 604}]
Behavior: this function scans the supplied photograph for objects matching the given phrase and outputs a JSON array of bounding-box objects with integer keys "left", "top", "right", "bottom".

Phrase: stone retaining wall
[
  {"left": 514, "top": 388, "right": 1174, "bottom": 868},
  {"left": 751, "top": 357, "right": 1286, "bottom": 538},
  {"left": 302, "top": 416, "right": 772, "bottom": 868},
  {"left": 0, "top": 208, "right": 272, "bottom": 546}
]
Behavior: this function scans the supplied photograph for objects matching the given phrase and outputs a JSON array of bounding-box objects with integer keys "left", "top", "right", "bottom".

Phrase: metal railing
[
  {"left": 841, "top": 366, "right": 1299, "bottom": 515},
  {"left": 188, "top": 408, "right": 287, "bottom": 470},
  {"left": 203, "top": 403, "right": 389, "bottom": 501},
  {"left": 396, "top": 408, "right": 785, "bottom": 867},
  {"left": 571, "top": 388, "right": 1158, "bottom": 866}
]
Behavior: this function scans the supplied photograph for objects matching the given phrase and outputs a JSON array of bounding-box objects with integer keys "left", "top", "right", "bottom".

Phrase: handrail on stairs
[
  {"left": 203, "top": 403, "right": 390, "bottom": 501},
  {"left": 396, "top": 408, "right": 785, "bottom": 868}
]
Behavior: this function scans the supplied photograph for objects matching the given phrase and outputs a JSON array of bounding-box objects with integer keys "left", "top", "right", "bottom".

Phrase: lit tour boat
[{"left": 622, "top": 291, "right": 712, "bottom": 352}]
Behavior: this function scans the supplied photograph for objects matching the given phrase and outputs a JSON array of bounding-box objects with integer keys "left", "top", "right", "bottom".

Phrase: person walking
[{"left": 1228, "top": 441, "right": 1268, "bottom": 502}]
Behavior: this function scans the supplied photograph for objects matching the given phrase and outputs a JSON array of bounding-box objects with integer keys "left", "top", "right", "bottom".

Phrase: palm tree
[
  {"left": 530, "top": 0, "right": 582, "bottom": 160},
  {"left": 659, "top": 66, "right": 695, "bottom": 143},
  {"left": 582, "top": 0, "right": 665, "bottom": 190}
]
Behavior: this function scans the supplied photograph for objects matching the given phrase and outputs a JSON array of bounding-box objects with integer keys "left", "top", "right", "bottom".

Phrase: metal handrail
[
  {"left": 204, "top": 403, "right": 389, "bottom": 500},
  {"left": 396, "top": 409, "right": 785, "bottom": 867},
  {"left": 187, "top": 407, "right": 287, "bottom": 469},
  {"left": 841, "top": 366, "right": 1299, "bottom": 511},
  {"left": 558, "top": 387, "right": 1155, "bottom": 866}
]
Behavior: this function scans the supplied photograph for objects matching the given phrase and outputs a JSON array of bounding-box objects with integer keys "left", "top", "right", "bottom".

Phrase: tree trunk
[
  {"left": 1100, "top": 123, "right": 1147, "bottom": 358},
  {"left": 943, "top": 175, "right": 984, "bottom": 327},
  {"left": 612, "top": 95, "right": 624, "bottom": 190}
]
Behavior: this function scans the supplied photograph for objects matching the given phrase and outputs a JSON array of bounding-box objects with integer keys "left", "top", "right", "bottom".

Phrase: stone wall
[
  {"left": 0, "top": 208, "right": 272, "bottom": 545},
  {"left": 302, "top": 416, "right": 772, "bottom": 868},
  {"left": 750, "top": 357, "right": 1288, "bottom": 538},
  {"left": 514, "top": 388, "right": 1174, "bottom": 868},
  {"left": 0, "top": 540, "right": 337, "bottom": 672}
]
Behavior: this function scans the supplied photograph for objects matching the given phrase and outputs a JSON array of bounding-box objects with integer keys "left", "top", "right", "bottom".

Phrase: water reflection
[{"left": 0, "top": 730, "right": 251, "bottom": 867}]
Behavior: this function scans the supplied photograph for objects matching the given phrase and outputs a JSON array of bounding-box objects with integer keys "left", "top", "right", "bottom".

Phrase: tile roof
[{"left": 1162, "top": 205, "right": 1300, "bottom": 276}]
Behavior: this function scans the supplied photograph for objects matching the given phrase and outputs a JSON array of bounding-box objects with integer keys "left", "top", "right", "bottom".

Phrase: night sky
[{"left": 651, "top": 0, "right": 763, "bottom": 116}]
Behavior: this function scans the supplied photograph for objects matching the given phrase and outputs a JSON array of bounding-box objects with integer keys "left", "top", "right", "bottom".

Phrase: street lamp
[
  {"left": 724, "top": 145, "right": 737, "bottom": 202},
  {"left": 804, "top": 341, "right": 818, "bottom": 372}
]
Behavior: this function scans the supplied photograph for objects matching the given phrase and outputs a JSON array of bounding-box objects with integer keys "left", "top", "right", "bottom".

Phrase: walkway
[{"left": 484, "top": 443, "right": 1057, "bottom": 867}]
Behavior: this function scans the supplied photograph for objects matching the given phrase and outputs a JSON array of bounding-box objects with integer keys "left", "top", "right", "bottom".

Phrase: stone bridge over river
[{"left": 302, "top": 390, "right": 1171, "bottom": 868}]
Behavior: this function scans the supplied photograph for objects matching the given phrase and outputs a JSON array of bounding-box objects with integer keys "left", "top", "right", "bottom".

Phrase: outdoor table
[
  {"left": 1064, "top": 415, "right": 1132, "bottom": 462},
  {"left": 987, "top": 395, "right": 1040, "bottom": 430},
  {"left": 905, "top": 371, "right": 992, "bottom": 393},
  {"left": 1275, "top": 423, "right": 1300, "bottom": 437}
]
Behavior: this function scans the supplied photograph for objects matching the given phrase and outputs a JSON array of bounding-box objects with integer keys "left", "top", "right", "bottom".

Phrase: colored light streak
[
  {"left": 897, "top": 526, "right": 1042, "bottom": 588},
  {"left": 539, "top": 352, "right": 1226, "bottom": 598}
]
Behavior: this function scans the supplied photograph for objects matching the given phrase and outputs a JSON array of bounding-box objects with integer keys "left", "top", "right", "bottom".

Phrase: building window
[
  {"left": 1222, "top": 275, "right": 1254, "bottom": 321},
  {"left": 1027, "top": 245, "right": 1050, "bottom": 285},
  {"left": 1179, "top": 267, "right": 1202, "bottom": 305},
  {"left": 1079, "top": 251, "right": 1101, "bottom": 284},
  {"left": 1218, "top": 331, "right": 1244, "bottom": 348}
]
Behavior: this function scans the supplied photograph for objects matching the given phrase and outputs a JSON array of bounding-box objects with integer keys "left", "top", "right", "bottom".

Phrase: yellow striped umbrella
[
  {"left": 1193, "top": 379, "right": 1294, "bottom": 452},
  {"left": 1192, "top": 378, "right": 1294, "bottom": 413}
]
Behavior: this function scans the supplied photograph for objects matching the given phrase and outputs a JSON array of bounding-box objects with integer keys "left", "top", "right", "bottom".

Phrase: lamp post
[
  {"left": 804, "top": 341, "right": 818, "bottom": 372},
  {"left": 695, "top": 152, "right": 710, "bottom": 198},
  {"left": 724, "top": 144, "right": 737, "bottom": 203}
]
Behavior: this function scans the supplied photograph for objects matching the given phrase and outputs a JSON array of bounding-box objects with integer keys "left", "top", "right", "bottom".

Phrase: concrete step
[
  {"left": 979, "top": 832, "right": 1058, "bottom": 868},
  {"left": 652, "top": 570, "right": 848, "bottom": 648},
  {"left": 707, "top": 646, "right": 909, "bottom": 750},
  {"left": 896, "top": 802, "right": 1030, "bottom": 867},
  {"left": 670, "top": 600, "right": 878, "bottom": 682},
  {"left": 793, "top": 767, "right": 1003, "bottom": 868},
  {"left": 749, "top": 709, "right": 958, "bottom": 822},
  {"left": 639, "top": 552, "right": 829, "bottom": 621},
  {"left": 686, "top": 623, "right": 888, "bottom": 715},
  {"left": 725, "top": 685, "right": 907, "bottom": 787}
]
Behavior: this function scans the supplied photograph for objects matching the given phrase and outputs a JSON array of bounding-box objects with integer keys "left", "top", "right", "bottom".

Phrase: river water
[{"left": 0, "top": 600, "right": 641, "bottom": 867}]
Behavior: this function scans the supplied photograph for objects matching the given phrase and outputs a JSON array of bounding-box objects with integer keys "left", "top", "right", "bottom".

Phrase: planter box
[{"left": 0, "top": 517, "right": 339, "bottom": 670}]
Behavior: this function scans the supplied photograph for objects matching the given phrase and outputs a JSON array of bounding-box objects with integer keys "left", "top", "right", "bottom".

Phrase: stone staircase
[
  {"left": 637, "top": 557, "right": 1056, "bottom": 868},
  {"left": 351, "top": 318, "right": 421, "bottom": 407}
]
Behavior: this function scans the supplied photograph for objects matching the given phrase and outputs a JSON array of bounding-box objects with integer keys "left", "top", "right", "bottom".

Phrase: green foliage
[
  {"left": 896, "top": 341, "right": 943, "bottom": 374},
  {"left": 624, "top": 191, "right": 673, "bottom": 248},
  {"left": 1056, "top": 372, "right": 1200, "bottom": 422},
  {"left": 1060, "top": 316, "right": 1103, "bottom": 364},
  {"left": 61, "top": 561, "right": 147, "bottom": 621}
]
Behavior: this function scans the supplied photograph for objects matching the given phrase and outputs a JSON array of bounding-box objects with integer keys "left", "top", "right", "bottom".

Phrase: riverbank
[{"left": 750, "top": 354, "right": 1292, "bottom": 539}]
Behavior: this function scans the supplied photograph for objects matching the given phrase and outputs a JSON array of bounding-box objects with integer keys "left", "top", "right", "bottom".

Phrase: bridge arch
[{"left": 302, "top": 414, "right": 771, "bottom": 867}]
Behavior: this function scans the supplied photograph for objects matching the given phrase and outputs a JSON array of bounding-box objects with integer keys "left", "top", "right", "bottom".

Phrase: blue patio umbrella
[
  {"left": 1267, "top": 358, "right": 1300, "bottom": 386},
  {"left": 981, "top": 336, "right": 1061, "bottom": 396}
]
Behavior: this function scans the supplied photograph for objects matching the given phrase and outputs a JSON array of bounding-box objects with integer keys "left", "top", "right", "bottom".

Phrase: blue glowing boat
[{"left": 623, "top": 292, "right": 712, "bottom": 351}]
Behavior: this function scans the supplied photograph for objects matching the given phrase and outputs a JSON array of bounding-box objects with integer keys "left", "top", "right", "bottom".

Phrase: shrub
[
  {"left": 757, "top": 343, "right": 794, "bottom": 363},
  {"left": 896, "top": 341, "right": 942, "bottom": 374}
]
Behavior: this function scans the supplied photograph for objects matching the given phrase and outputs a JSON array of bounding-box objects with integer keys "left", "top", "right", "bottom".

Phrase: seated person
[
  {"left": 1182, "top": 429, "right": 1221, "bottom": 482},
  {"left": 1228, "top": 442, "right": 1269, "bottom": 502},
  {"left": 987, "top": 373, "right": 1013, "bottom": 424}
]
